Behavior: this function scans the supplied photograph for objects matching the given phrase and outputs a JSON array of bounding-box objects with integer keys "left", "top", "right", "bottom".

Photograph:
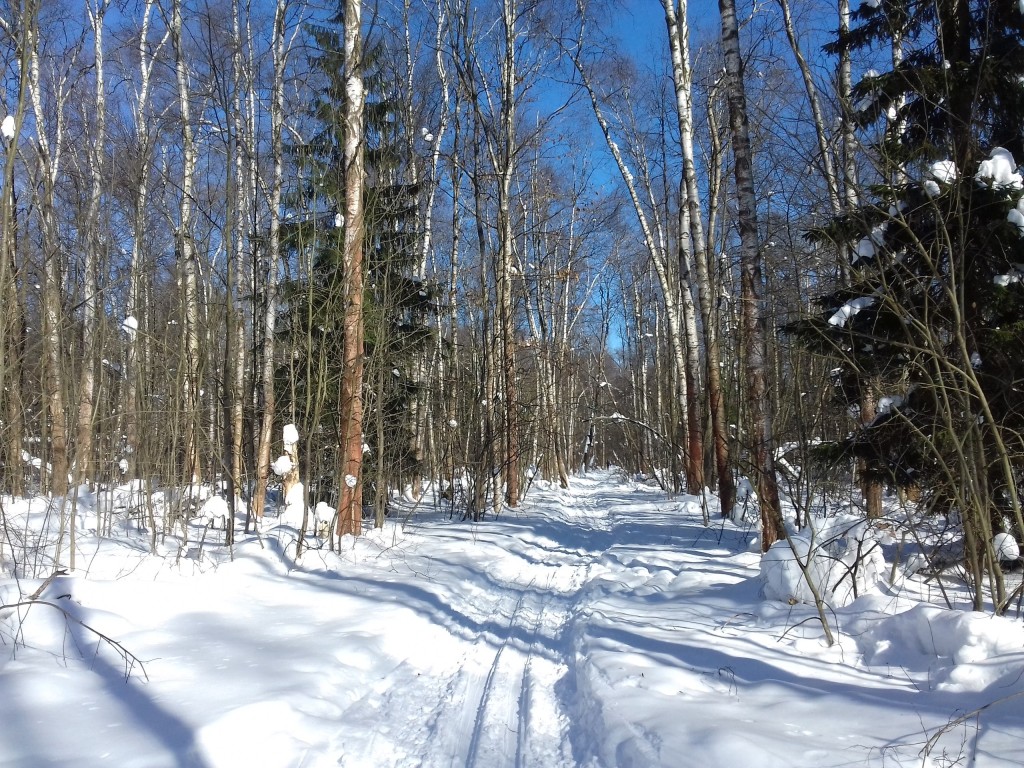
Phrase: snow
[
  {"left": 2, "top": 472, "right": 1024, "bottom": 767},
  {"left": 121, "top": 315, "right": 139, "bottom": 338},
  {"left": 852, "top": 225, "right": 886, "bottom": 264},
  {"left": 994, "top": 532, "right": 1020, "bottom": 561},
  {"left": 975, "top": 147, "right": 1023, "bottom": 189},
  {"left": 1, "top": 115, "right": 13, "bottom": 140},
  {"left": 1008, "top": 206, "right": 1024, "bottom": 234},
  {"left": 994, "top": 264, "right": 1024, "bottom": 286},
  {"left": 760, "top": 514, "right": 888, "bottom": 607},
  {"left": 283, "top": 423, "right": 299, "bottom": 447},
  {"left": 930, "top": 159, "right": 958, "bottom": 183},
  {"left": 877, "top": 394, "right": 904, "bottom": 413},
  {"left": 271, "top": 454, "right": 293, "bottom": 476},
  {"left": 828, "top": 295, "right": 875, "bottom": 327}
]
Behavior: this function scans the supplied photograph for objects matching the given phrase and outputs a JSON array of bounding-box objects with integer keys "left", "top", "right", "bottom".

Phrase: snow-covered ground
[{"left": 2, "top": 471, "right": 1023, "bottom": 767}]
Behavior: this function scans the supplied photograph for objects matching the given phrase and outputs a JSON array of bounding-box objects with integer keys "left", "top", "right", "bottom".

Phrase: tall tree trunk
[
  {"left": 0, "top": 2, "right": 33, "bottom": 497},
  {"left": 336, "top": 0, "right": 365, "bottom": 537},
  {"left": 123, "top": 0, "right": 163, "bottom": 483},
  {"left": 717, "top": 0, "right": 783, "bottom": 550},
  {"left": 665, "top": 0, "right": 732, "bottom": 508},
  {"left": 224, "top": 0, "right": 252, "bottom": 541},
  {"left": 252, "top": 0, "right": 288, "bottom": 522},
  {"left": 493, "top": 0, "right": 521, "bottom": 507},
  {"left": 27, "top": 18, "right": 69, "bottom": 498},
  {"left": 76, "top": 0, "right": 108, "bottom": 494},
  {"left": 172, "top": 0, "right": 201, "bottom": 483}
]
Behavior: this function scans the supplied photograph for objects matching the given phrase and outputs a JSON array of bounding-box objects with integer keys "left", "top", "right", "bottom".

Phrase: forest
[{"left": 1, "top": 0, "right": 1023, "bottom": 615}]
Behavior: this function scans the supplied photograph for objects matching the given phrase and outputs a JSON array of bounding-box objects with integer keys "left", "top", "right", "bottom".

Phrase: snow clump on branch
[
  {"left": 975, "top": 147, "right": 1023, "bottom": 189},
  {"left": 828, "top": 296, "right": 876, "bottom": 327}
]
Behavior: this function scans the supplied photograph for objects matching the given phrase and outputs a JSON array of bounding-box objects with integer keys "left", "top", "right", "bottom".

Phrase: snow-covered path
[{"left": 3, "top": 471, "right": 1024, "bottom": 767}]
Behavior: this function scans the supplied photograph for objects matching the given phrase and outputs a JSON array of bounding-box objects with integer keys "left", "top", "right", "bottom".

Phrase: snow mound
[
  {"left": 760, "top": 515, "right": 887, "bottom": 607},
  {"left": 283, "top": 424, "right": 299, "bottom": 447},
  {"left": 852, "top": 602, "right": 1024, "bottom": 691},
  {"left": 271, "top": 455, "right": 293, "bottom": 476}
]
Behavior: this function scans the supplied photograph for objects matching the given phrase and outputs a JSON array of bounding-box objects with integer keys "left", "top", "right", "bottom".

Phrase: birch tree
[
  {"left": 717, "top": 0, "right": 783, "bottom": 549},
  {"left": 0, "top": 1, "right": 34, "bottom": 496},
  {"left": 252, "top": 0, "right": 291, "bottom": 522},
  {"left": 170, "top": 0, "right": 201, "bottom": 483},
  {"left": 336, "top": 0, "right": 366, "bottom": 536},
  {"left": 74, "top": 0, "right": 108, "bottom": 491},
  {"left": 663, "top": 0, "right": 733, "bottom": 509}
]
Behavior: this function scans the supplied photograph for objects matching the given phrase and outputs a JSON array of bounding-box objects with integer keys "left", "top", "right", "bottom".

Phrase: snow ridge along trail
[{"left": 4, "top": 470, "right": 1024, "bottom": 767}]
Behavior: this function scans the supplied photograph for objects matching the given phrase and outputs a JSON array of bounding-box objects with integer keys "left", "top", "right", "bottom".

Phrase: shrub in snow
[
  {"left": 311, "top": 501, "right": 335, "bottom": 537},
  {"left": 730, "top": 477, "right": 759, "bottom": 524},
  {"left": 196, "top": 495, "right": 230, "bottom": 527},
  {"left": 760, "top": 515, "right": 887, "bottom": 607}
]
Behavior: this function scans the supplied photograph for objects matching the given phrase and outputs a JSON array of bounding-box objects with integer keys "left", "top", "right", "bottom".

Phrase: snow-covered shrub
[
  {"left": 196, "top": 495, "right": 230, "bottom": 528},
  {"left": 760, "top": 514, "right": 887, "bottom": 607},
  {"left": 730, "top": 477, "right": 759, "bottom": 525}
]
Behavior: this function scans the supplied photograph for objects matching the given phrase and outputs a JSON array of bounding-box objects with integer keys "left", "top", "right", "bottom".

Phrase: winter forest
[{"left": 2, "top": 0, "right": 1024, "bottom": 764}]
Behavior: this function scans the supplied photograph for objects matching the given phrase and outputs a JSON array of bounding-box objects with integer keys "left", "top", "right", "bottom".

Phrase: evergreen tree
[
  {"left": 789, "top": 0, "right": 1024, "bottom": 609},
  {"left": 277, "top": 17, "right": 437, "bottom": 526}
]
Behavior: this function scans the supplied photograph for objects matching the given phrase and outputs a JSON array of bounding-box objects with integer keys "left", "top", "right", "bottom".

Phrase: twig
[
  {"left": 921, "top": 690, "right": 1024, "bottom": 762},
  {"left": 1, "top": 596, "right": 148, "bottom": 682}
]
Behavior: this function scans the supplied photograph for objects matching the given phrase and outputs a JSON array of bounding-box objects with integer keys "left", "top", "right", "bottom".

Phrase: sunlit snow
[
  {"left": 828, "top": 296, "right": 875, "bottom": 326},
  {"left": 930, "top": 159, "right": 958, "bottom": 183},
  {"left": 2, "top": 472, "right": 1023, "bottom": 767},
  {"left": 975, "top": 147, "right": 1023, "bottom": 189}
]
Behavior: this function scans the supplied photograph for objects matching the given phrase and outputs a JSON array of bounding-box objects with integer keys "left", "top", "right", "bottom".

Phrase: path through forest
[{"left": 4, "top": 471, "right": 1023, "bottom": 767}]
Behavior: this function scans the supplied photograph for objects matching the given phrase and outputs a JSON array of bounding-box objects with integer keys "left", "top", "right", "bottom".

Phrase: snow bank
[
  {"left": 760, "top": 514, "right": 887, "bottom": 606},
  {"left": 852, "top": 601, "right": 1024, "bottom": 691}
]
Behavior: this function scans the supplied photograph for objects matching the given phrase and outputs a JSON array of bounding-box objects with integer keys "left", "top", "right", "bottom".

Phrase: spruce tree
[
  {"left": 277, "top": 18, "right": 436, "bottom": 527},
  {"left": 790, "top": 0, "right": 1024, "bottom": 609}
]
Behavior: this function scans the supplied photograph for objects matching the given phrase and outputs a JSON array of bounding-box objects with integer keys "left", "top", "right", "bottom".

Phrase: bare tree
[
  {"left": 0, "top": 1, "right": 35, "bottom": 497},
  {"left": 170, "top": 0, "right": 202, "bottom": 483},
  {"left": 252, "top": 0, "right": 292, "bottom": 522},
  {"left": 74, "top": 0, "right": 108, "bottom": 496},
  {"left": 663, "top": 0, "right": 733, "bottom": 510},
  {"left": 336, "top": 0, "right": 366, "bottom": 536},
  {"left": 717, "top": 0, "right": 783, "bottom": 549}
]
